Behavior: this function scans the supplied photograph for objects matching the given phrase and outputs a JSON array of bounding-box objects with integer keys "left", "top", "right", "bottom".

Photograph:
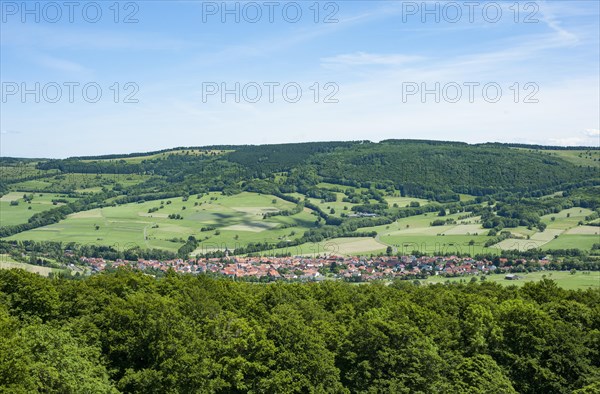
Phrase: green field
[
  {"left": 546, "top": 149, "right": 600, "bottom": 168},
  {"left": 356, "top": 211, "right": 499, "bottom": 255},
  {"left": 384, "top": 196, "right": 430, "bottom": 207},
  {"left": 81, "top": 149, "right": 231, "bottom": 164},
  {"left": 0, "top": 192, "right": 77, "bottom": 226},
  {"left": 342, "top": 206, "right": 600, "bottom": 255},
  {"left": 9, "top": 192, "right": 317, "bottom": 253},
  {"left": 0, "top": 163, "right": 57, "bottom": 182},
  {"left": 0, "top": 254, "right": 66, "bottom": 277},
  {"left": 9, "top": 173, "right": 152, "bottom": 193},
  {"left": 6, "top": 190, "right": 597, "bottom": 257},
  {"left": 423, "top": 270, "right": 600, "bottom": 290},
  {"left": 306, "top": 193, "right": 373, "bottom": 218},
  {"left": 256, "top": 236, "right": 388, "bottom": 257}
]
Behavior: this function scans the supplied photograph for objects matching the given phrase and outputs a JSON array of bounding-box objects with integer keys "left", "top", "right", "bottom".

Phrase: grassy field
[
  {"left": 0, "top": 163, "right": 57, "bottom": 182},
  {"left": 306, "top": 193, "right": 373, "bottom": 218},
  {"left": 81, "top": 149, "right": 231, "bottom": 164},
  {"left": 542, "top": 207, "right": 595, "bottom": 229},
  {"left": 9, "top": 192, "right": 317, "bottom": 253},
  {"left": 0, "top": 254, "right": 65, "bottom": 277},
  {"left": 423, "top": 270, "right": 600, "bottom": 290},
  {"left": 512, "top": 148, "right": 600, "bottom": 168},
  {"left": 493, "top": 208, "right": 598, "bottom": 252},
  {"left": 355, "top": 211, "right": 499, "bottom": 255},
  {"left": 0, "top": 192, "right": 78, "bottom": 226},
  {"left": 545, "top": 149, "right": 600, "bottom": 168},
  {"left": 384, "top": 196, "right": 430, "bottom": 207},
  {"left": 9, "top": 173, "right": 152, "bottom": 193},
  {"left": 254, "top": 237, "right": 388, "bottom": 257},
  {"left": 339, "top": 206, "right": 599, "bottom": 255}
]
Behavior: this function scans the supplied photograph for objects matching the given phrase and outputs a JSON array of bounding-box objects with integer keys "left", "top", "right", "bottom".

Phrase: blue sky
[{"left": 1, "top": 0, "right": 599, "bottom": 158}]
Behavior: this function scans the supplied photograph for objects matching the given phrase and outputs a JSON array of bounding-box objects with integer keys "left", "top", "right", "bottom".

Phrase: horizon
[
  {"left": 2, "top": 1, "right": 599, "bottom": 157},
  {"left": 3, "top": 137, "right": 600, "bottom": 160}
]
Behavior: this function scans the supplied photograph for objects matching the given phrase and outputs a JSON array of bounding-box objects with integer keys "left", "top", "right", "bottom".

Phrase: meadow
[
  {"left": 0, "top": 254, "right": 67, "bottom": 277},
  {"left": 0, "top": 192, "right": 78, "bottom": 226},
  {"left": 8, "top": 192, "right": 317, "bottom": 253},
  {"left": 9, "top": 173, "right": 152, "bottom": 193},
  {"left": 255, "top": 236, "right": 388, "bottom": 257},
  {"left": 80, "top": 149, "right": 231, "bottom": 164},
  {"left": 5, "top": 189, "right": 598, "bottom": 257},
  {"left": 423, "top": 270, "right": 600, "bottom": 290},
  {"left": 356, "top": 211, "right": 500, "bottom": 255},
  {"left": 512, "top": 148, "right": 600, "bottom": 168}
]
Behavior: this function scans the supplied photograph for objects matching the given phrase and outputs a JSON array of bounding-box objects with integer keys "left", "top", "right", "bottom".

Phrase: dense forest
[
  {"left": 27, "top": 141, "right": 599, "bottom": 200},
  {"left": 0, "top": 269, "right": 599, "bottom": 393}
]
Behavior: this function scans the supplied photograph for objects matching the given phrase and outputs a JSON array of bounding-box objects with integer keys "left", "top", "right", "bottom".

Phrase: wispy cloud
[
  {"left": 1, "top": 24, "right": 195, "bottom": 52},
  {"left": 35, "top": 55, "right": 90, "bottom": 74},
  {"left": 321, "top": 52, "right": 424, "bottom": 67}
]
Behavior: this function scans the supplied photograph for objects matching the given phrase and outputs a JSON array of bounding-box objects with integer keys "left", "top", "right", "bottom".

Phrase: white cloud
[{"left": 584, "top": 128, "right": 600, "bottom": 137}]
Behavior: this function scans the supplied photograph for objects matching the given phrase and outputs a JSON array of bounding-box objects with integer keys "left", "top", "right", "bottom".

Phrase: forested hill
[
  {"left": 30, "top": 140, "right": 598, "bottom": 200},
  {"left": 309, "top": 141, "right": 599, "bottom": 197}
]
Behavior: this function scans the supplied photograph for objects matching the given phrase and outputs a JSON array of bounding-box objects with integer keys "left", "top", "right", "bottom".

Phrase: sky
[{"left": 1, "top": 0, "right": 599, "bottom": 158}]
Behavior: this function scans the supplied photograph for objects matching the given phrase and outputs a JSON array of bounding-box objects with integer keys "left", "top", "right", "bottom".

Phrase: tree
[
  {"left": 448, "top": 355, "right": 517, "bottom": 393},
  {"left": 0, "top": 324, "right": 116, "bottom": 393}
]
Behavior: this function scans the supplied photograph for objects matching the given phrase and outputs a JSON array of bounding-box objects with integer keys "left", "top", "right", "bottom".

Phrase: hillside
[{"left": 1, "top": 140, "right": 599, "bottom": 259}]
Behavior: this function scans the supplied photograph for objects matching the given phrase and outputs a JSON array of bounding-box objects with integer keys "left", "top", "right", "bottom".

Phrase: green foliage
[
  {"left": 0, "top": 322, "right": 116, "bottom": 393},
  {"left": 0, "top": 270, "right": 597, "bottom": 393}
]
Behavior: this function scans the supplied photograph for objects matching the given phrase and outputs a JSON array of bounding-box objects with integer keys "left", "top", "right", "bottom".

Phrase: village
[{"left": 78, "top": 254, "right": 550, "bottom": 281}]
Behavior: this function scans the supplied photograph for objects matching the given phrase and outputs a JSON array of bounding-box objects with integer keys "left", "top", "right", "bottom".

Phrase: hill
[{"left": 1, "top": 140, "right": 599, "bottom": 259}]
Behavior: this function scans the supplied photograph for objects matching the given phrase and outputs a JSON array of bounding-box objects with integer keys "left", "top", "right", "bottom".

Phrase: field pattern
[{"left": 9, "top": 192, "right": 317, "bottom": 252}]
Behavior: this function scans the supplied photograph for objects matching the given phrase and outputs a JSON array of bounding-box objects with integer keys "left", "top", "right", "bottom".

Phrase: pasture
[
  {"left": 0, "top": 192, "right": 77, "bottom": 226},
  {"left": 423, "top": 270, "right": 600, "bottom": 290},
  {"left": 254, "top": 237, "right": 388, "bottom": 257},
  {"left": 305, "top": 193, "right": 369, "bottom": 218},
  {"left": 0, "top": 254, "right": 65, "bottom": 277},
  {"left": 346, "top": 207, "right": 598, "bottom": 255},
  {"left": 356, "top": 211, "right": 498, "bottom": 255},
  {"left": 9, "top": 173, "right": 151, "bottom": 193},
  {"left": 81, "top": 149, "right": 231, "bottom": 164},
  {"left": 9, "top": 192, "right": 317, "bottom": 253}
]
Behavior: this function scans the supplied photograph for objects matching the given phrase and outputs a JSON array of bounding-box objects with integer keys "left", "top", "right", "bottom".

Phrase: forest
[{"left": 0, "top": 268, "right": 599, "bottom": 393}]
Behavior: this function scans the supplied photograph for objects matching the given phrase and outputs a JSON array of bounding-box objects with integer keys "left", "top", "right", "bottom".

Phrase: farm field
[
  {"left": 492, "top": 208, "right": 599, "bottom": 252},
  {"left": 541, "top": 207, "right": 595, "bottom": 229},
  {"left": 356, "top": 211, "right": 498, "bottom": 255},
  {"left": 0, "top": 254, "right": 66, "bottom": 277},
  {"left": 9, "top": 192, "right": 317, "bottom": 253},
  {"left": 255, "top": 236, "right": 388, "bottom": 257},
  {"left": 306, "top": 193, "right": 370, "bottom": 217},
  {"left": 543, "top": 234, "right": 599, "bottom": 250},
  {"left": 423, "top": 270, "right": 600, "bottom": 290},
  {"left": 315, "top": 182, "right": 431, "bottom": 208},
  {"left": 0, "top": 192, "right": 77, "bottom": 226},
  {"left": 316, "top": 182, "right": 371, "bottom": 193},
  {"left": 384, "top": 196, "right": 430, "bottom": 207},
  {"left": 345, "top": 206, "right": 599, "bottom": 254}
]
